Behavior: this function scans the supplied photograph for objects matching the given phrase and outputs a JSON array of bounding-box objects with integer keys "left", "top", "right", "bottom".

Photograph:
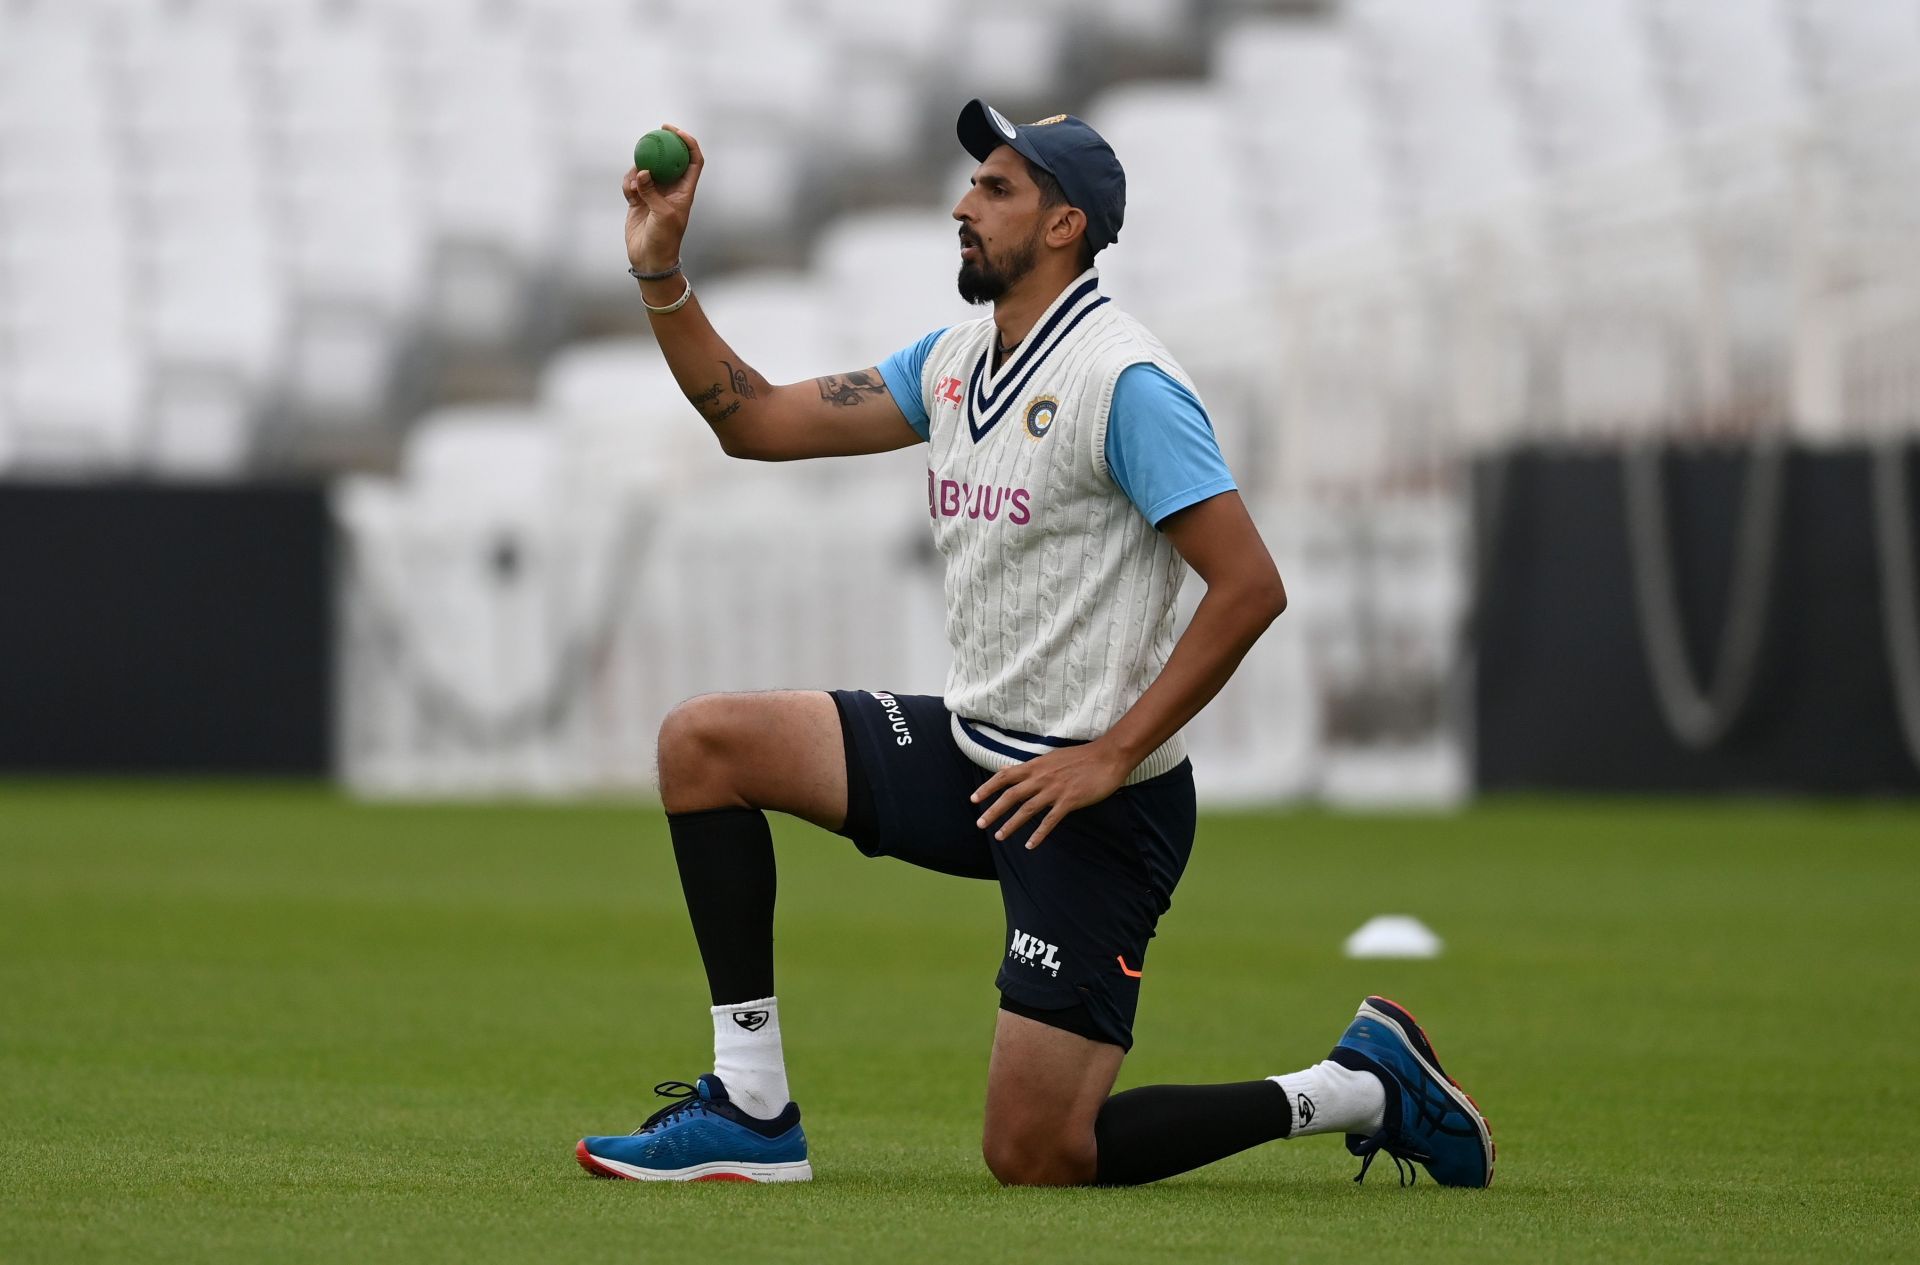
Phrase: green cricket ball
[{"left": 633, "top": 129, "right": 690, "bottom": 183}]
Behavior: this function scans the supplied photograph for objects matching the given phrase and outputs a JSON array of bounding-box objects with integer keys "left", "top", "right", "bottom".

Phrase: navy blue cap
[{"left": 957, "top": 98, "right": 1125, "bottom": 253}]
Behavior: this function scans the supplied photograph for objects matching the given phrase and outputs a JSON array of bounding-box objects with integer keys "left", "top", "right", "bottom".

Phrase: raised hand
[{"left": 623, "top": 124, "right": 705, "bottom": 274}]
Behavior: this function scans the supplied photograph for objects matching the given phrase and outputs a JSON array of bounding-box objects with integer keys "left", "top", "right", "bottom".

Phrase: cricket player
[{"left": 576, "top": 101, "right": 1492, "bottom": 1188}]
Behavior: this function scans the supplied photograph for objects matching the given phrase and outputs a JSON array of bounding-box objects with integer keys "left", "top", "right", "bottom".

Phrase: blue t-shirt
[{"left": 877, "top": 328, "right": 1237, "bottom": 528}]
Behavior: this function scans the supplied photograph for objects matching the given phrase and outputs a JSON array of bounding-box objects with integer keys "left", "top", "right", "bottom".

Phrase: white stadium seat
[
  {"left": 949, "top": 1, "right": 1070, "bottom": 104},
  {"left": 1643, "top": 0, "right": 1800, "bottom": 134},
  {"left": 1350, "top": 0, "right": 1535, "bottom": 221},
  {"left": 539, "top": 339, "right": 681, "bottom": 421},
  {"left": 674, "top": 123, "right": 805, "bottom": 243},
  {"left": 1057, "top": 0, "right": 1193, "bottom": 46},
  {"left": 0, "top": 20, "right": 108, "bottom": 140},
  {"left": 1213, "top": 19, "right": 1397, "bottom": 258},
  {"left": 815, "top": 0, "right": 958, "bottom": 73},
  {"left": 1087, "top": 83, "right": 1261, "bottom": 323},
  {"left": 1789, "top": 0, "right": 1920, "bottom": 97},
  {"left": 538, "top": 337, "right": 716, "bottom": 483},
  {"left": 539, "top": 15, "right": 694, "bottom": 294},
  {"left": 256, "top": 13, "right": 427, "bottom": 419},
  {"left": 695, "top": 270, "right": 847, "bottom": 384},
  {"left": 812, "top": 209, "right": 977, "bottom": 365},
  {"left": 404, "top": 406, "right": 560, "bottom": 502},
  {"left": 3, "top": 341, "right": 147, "bottom": 474},
  {"left": 1499, "top": 0, "right": 1673, "bottom": 178},
  {"left": 0, "top": 376, "right": 14, "bottom": 472},
  {"left": 409, "top": 24, "right": 561, "bottom": 259}
]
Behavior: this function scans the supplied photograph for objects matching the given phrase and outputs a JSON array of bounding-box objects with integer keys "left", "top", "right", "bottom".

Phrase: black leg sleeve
[
  {"left": 1093, "top": 1080, "right": 1293, "bottom": 1186},
  {"left": 667, "top": 807, "right": 776, "bottom": 1005}
]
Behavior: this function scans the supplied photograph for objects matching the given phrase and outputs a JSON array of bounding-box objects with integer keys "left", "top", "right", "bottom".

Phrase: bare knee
[
  {"left": 656, "top": 695, "right": 750, "bottom": 814},
  {"left": 982, "top": 1125, "right": 1097, "bottom": 1187}
]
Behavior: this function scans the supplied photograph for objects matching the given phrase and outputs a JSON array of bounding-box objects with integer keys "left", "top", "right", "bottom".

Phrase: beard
[{"left": 957, "top": 225, "right": 1041, "bottom": 305}]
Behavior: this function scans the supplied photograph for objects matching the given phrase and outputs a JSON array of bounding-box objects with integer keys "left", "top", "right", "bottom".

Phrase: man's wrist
[
  {"left": 1092, "top": 731, "right": 1150, "bottom": 772},
  {"left": 631, "top": 247, "right": 682, "bottom": 274}
]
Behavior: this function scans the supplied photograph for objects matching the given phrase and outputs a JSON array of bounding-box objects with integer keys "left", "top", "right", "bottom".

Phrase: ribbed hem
[{"left": 949, "top": 713, "right": 1187, "bottom": 786}]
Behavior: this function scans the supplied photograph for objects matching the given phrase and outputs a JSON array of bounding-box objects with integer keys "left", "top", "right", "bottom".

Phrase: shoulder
[
  {"left": 1084, "top": 306, "right": 1197, "bottom": 394},
  {"left": 932, "top": 318, "right": 993, "bottom": 356},
  {"left": 1104, "top": 309, "right": 1188, "bottom": 380}
]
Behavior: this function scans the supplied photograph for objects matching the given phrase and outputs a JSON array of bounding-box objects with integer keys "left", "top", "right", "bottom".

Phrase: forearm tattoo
[
  {"left": 815, "top": 371, "right": 888, "bottom": 407},
  {"left": 722, "top": 359, "right": 756, "bottom": 399},
  {"left": 686, "top": 359, "right": 762, "bottom": 428}
]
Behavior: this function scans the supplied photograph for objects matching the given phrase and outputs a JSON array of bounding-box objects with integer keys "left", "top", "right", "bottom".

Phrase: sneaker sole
[
  {"left": 574, "top": 1140, "right": 812, "bottom": 1183},
  {"left": 1359, "top": 995, "right": 1497, "bottom": 1187}
]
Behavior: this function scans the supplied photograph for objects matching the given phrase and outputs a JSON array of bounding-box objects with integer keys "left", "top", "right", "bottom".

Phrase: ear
[{"left": 1046, "top": 206, "right": 1088, "bottom": 256}]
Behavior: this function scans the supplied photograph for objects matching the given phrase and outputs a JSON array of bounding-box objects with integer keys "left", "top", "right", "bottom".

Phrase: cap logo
[
  {"left": 988, "top": 106, "right": 1018, "bottom": 140},
  {"left": 1031, "top": 114, "right": 1068, "bottom": 126}
]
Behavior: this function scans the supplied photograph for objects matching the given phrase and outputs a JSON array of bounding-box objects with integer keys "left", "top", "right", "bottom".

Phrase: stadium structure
[{"left": 2, "top": 0, "right": 1917, "bottom": 800}]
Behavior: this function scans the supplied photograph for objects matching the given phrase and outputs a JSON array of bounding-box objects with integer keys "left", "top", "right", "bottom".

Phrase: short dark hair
[{"left": 1028, "top": 160, "right": 1098, "bottom": 271}]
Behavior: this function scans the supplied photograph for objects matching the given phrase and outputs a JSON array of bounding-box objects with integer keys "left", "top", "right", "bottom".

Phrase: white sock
[
  {"left": 711, "top": 997, "right": 789, "bottom": 1120},
  {"left": 1270, "top": 1060, "right": 1386, "bottom": 1138}
]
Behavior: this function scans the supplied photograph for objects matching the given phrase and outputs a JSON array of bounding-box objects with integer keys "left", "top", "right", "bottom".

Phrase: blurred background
[{"left": 3, "top": 0, "right": 1918, "bottom": 804}]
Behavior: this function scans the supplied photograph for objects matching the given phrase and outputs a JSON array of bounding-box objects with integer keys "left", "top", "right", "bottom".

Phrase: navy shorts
[{"left": 829, "top": 689, "right": 1196, "bottom": 1051}]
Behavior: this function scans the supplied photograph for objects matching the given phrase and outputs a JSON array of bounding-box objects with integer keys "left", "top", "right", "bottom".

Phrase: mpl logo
[
  {"left": 1008, "top": 929, "right": 1062, "bottom": 977},
  {"left": 935, "top": 375, "right": 964, "bottom": 406}
]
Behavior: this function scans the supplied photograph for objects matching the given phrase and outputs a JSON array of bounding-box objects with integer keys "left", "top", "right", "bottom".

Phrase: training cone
[{"left": 1343, "top": 914, "right": 1443, "bottom": 959}]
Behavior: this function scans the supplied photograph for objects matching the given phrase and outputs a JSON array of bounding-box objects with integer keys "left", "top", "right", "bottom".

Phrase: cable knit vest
[{"left": 918, "top": 269, "right": 1195, "bottom": 784}]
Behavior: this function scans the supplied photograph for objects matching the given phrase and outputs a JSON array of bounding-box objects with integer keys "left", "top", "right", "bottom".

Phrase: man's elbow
[
  {"left": 714, "top": 426, "right": 780, "bottom": 462},
  {"left": 1252, "top": 573, "right": 1288, "bottom": 624}
]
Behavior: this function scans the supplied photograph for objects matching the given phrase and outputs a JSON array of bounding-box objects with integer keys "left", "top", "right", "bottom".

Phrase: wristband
[
  {"left": 628, "top": 260, "right": 683, "bottom": 282},
  {"left": 641, "top": 276, "right": 694, "bottom": 315}
]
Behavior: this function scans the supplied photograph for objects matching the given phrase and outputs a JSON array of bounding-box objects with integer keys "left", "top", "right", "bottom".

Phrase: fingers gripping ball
[{"left": 633, "top": 129, "right": 690, "bottom": 184}]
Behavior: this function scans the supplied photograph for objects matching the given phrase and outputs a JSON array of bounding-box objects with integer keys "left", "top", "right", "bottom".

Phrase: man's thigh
[
  {"left": 659, "top": 689, "right": 849, "bottom": 829},
  {"left": 829, "top": 690, "right": 996, "bottom": 880}
]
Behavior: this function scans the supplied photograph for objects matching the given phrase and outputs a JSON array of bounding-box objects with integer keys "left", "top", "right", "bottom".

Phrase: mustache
[{"left": 958, "top": 227, "right": 982, "bottom": 249}]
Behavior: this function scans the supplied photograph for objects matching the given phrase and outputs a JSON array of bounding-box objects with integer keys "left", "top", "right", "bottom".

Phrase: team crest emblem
[{"left": 1023, "top": 395, "right": 1060, "bottom": 440}]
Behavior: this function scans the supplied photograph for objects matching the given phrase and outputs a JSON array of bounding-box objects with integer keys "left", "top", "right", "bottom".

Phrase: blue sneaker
[
  {"left": 576, "top": 1074, "right": 811, "bottom": 1183},
  {"left": 1330, "top": 996, "right": 1495, "bottom": 1187}
]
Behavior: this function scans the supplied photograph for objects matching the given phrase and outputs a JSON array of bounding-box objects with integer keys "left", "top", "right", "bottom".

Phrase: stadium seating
[
  {"left": 9, "top": 0, "right": 1920, "bottom": 800},
  {"left": 13, "top": 0, "right": 1903, "bottom": 476}
]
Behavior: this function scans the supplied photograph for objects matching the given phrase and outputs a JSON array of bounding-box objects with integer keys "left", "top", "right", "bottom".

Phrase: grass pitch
[{"left": 2, "top": 784, "right": 1916, "bottom": 1264}]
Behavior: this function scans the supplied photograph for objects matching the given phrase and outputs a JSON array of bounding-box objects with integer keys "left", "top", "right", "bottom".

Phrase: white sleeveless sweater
[{"left": 918, "top": 269, "right": 1194, "bottom": 784}]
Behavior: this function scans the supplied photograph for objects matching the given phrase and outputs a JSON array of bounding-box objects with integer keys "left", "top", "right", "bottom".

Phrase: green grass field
[{"left": 2, "top": 784, "right": 1916, "bottom": 1263}]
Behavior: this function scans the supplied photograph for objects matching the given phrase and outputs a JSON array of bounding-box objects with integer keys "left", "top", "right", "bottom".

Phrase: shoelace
[
  {"left": 1349, "top": 1052, "right": 1468, "bottom": 1186},
  {"left": 631, "top": 1080, "right": 708, "bottom": 1135},
  {"left": 1349, "top": 1128, "right": 1420, "bottom": 1187}
]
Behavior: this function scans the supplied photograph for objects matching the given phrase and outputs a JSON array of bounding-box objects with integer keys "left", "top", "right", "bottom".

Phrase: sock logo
[
  {"left": 1007, "top": 929, "right": 1062, "bottom": 977},
  {"left": 732, "top": 1011, "right": 769, "bottom": 1032},
  {"left": 1296, "top": 1094, "right": 1315, "bottom": 1128}
]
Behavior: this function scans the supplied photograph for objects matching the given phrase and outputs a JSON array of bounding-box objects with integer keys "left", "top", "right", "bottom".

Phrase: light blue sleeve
[
  {"left": 875, "top": 327, "right": 950, "bottom": 441},
  {"left": 1106, "top": 363, "right": 1238, "bottom": 527}
]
